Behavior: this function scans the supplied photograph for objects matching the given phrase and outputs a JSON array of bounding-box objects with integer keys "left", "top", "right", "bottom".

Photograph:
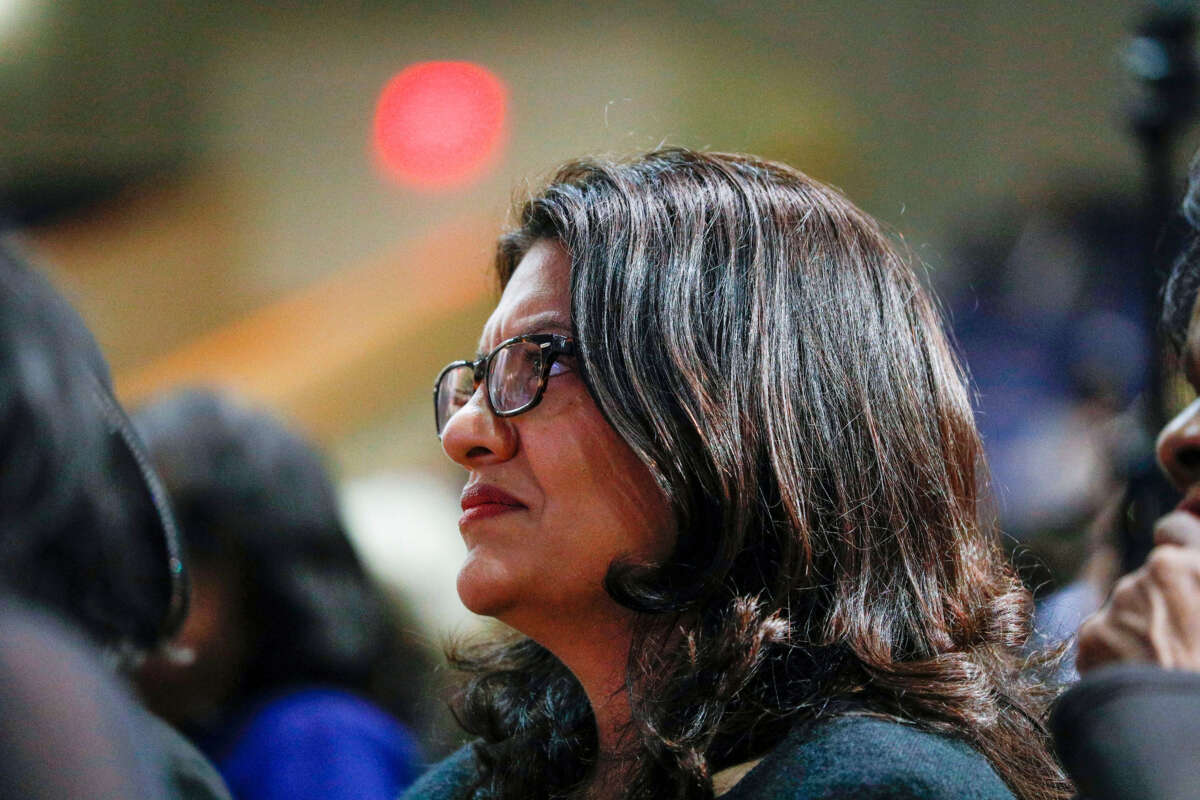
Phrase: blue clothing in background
[
  {"left": 1034, "top": 579, "right": 1104, "bottom": 683},
  {"left": 211, "top": 688, "right": 423, "bottom": 800}
]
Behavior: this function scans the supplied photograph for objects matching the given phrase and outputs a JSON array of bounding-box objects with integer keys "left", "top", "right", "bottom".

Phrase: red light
[{"left": 372, "top": 61, "right": 508, "bottom": 190}]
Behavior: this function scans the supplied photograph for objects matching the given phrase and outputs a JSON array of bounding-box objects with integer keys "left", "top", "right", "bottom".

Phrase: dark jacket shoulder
[
  {"left": 135, "top": 708, "right": 233, "bottom": 800},
  {"left": 1051, "top": 663, "right": 1200, "bottom": 800},
  {"left": 399, "top": 744, "right": 476, "bottom": 800},
  {"left": 399, "top": 716, "right": 1014, "bottom": 800},
  {"left": 721, "top": 715, "right": 1014, "bottom": 800}
]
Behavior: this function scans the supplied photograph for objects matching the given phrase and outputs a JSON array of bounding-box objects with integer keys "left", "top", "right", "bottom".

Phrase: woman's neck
[
  {"left": 512, "top": 607, "right": 639, "bottom": 759},
  {"left": 502, "top": 604, "right": 647, "bottom": 799},
  {"left": 566, "top": 625, "right": 640, "bottom": 800},
  {"left": 577, "top": 752, "right": 635, "bottom": 800},
  {"left": 562, "top": 623, "right": 635, "bottom": 756},
  {"left": 586, "top": 668, "right": 634, "bottom": 760}
]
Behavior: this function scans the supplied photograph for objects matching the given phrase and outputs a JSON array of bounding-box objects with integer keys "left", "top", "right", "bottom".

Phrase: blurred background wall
[{"left": 2, "top": 0, "right": 1192, "bottom": 635}]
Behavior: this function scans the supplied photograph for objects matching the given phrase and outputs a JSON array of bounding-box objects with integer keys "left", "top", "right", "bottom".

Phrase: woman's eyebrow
[
  {"left": 477, "top": 311, "right": 571, "bottom": 352},
  {"left": 477, "top": 314, "right": 571, "bottom": 357},
  {"left": 519, "top": 311, "right": 571, "bottom": 335}
]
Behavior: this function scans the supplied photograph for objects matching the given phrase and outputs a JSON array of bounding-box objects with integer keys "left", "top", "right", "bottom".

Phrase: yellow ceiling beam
[{"left": 114, "top": 214, "right": 499, "bottom": 442}]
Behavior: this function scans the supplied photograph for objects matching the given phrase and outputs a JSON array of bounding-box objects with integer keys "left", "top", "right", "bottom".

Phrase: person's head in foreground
[
  {"left": 0, "top": 237, "right": 186, "bottom": 661},
  {"left": 1074, "top": 157, "right": 1200, "bottom": 674},
  {"left": 430, "top": 149, "right": 1068, "bottom": 800},
  {"left": 0, "top": 238, "right": 201, "bottom": 799}
]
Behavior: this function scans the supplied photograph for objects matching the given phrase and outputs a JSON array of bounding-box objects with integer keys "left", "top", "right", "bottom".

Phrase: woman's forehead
[{"left": 479, "top": 241, "right": 571, "bottom": 350}]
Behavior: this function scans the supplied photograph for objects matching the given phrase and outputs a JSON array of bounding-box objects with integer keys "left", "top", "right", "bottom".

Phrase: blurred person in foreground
[
  {"left": 1049, "top": 159, "right": 1200, "bottom": 800},
  {"left": 0, "top": 602, "right": 167, "bottom": 799},
  {"left": 132, "top": 388, "right": 428, "bottom": 800},
  {"left": 405, "top": 149, "right": 1071, "bottom": 800},
  {"left": 0, "top": 236, "right": 229, "bottom": 800}
]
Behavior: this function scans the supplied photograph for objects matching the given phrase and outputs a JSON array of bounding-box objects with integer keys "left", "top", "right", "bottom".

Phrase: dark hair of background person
[
  {"left": 447, "top": 149, "right": 1071, "bottom": 800},
  {"left": 131, "top": 388, "right": 437, "bottom": 739},
  {"left": 0, "top": 237, "right": 184, "bottom": 658}
]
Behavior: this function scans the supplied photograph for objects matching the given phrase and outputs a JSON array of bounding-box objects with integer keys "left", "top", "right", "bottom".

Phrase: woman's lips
[
  {"left": 1181, "top": 488, "right": 1200, "bottom": 513},
  {"left": 460, "top": 503, "right": 522, "bottom": 524},
  {"left": 460, "top": 483, "right": 526, "bottom": 525}
]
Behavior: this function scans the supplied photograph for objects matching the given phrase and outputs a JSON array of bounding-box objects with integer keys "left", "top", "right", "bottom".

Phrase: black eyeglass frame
[{"left": 433, "top": 333, "right": 577, "bottom": 434}]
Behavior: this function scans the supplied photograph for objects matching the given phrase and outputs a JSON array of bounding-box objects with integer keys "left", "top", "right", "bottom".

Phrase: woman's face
[
  {"left": 1158, "top": 290, "right": 1200, "bottom": 520},
  {"left": 440, "top": 240, "right": 674, "bottom": 636},
  {"left": 1156, "top": 286, "right": 1200, "bottom": 544}
]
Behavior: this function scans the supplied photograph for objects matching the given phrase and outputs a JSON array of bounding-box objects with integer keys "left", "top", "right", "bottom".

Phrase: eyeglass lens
[
  {"left": 435, "top": 364, "right": 474, "bottom": 435},
  {"left": 435, "top": 340, "right": 546, "bottom": 434},
  {"left": 489, "top": 341, "right": 543, "bottom": 414}
]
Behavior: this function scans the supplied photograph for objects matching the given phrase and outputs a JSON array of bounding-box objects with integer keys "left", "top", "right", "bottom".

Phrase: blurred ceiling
[{"left": 1, "top": 0, "right": 1181, "bottom": 476}]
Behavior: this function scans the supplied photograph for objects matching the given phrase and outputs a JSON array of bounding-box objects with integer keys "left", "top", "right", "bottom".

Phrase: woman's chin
[{"left": 456, "top": 552, "right": 520, "bottom": 618}]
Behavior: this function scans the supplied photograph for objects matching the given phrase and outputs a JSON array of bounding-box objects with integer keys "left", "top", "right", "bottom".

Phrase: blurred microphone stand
[{"left": 1116, "top": 0, "right": 1199, "bottom": 575}]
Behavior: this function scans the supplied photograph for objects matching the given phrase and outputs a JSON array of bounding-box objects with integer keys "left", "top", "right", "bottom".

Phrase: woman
[
  {"left": 408, "top": 149, "right": 1068, "bottom": 799},
  {"left": 132, "top": 389, "right": 429, "bottom": 800}
]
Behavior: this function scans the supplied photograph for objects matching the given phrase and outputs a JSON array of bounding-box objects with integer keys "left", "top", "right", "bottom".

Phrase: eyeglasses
[{"left": 433, "top": 333, "right": 577, "bottom": 435}]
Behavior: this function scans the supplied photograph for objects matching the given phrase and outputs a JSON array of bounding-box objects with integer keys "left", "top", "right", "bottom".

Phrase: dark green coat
[{"left": 401, "top": 715, "right": 1014, "bottom": 799}]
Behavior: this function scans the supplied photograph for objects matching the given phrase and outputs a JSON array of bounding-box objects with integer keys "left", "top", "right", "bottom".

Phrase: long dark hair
[
  {"left": 132, "top": 388, "right": 433, "bottom": 729},
  {"left": 450, "top": 149, "right": 1069, "bottom": 799}
]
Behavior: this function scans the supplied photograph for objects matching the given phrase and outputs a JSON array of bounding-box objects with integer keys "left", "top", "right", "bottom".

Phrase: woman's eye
[{"left": 548, "top": 359, "right": 570, "bottom": 377}]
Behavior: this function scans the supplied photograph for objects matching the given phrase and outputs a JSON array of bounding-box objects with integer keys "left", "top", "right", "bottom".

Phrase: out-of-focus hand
[
  {"left": 1154, "top": 508, "right": 1200, "bottom": 549},
  {"left": 1076, "top": 528, "right": 1200, "bottom": 673}
]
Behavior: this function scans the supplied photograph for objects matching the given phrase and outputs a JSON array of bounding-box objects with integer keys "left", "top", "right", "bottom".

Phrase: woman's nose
[
  {"left": 440, "top": 388, "right": 517, "bottom": 467},
  {"left": 1158, "top": 398, "right": 1200, "bottom": 491}
]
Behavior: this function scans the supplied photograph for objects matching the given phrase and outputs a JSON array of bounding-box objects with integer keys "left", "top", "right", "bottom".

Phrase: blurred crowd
[
  {"left": 6, "top": 116, "right": 1200, "bottom": 800},
  {"left": 0, "top": 237, "right": 449, "bottom": 799}
]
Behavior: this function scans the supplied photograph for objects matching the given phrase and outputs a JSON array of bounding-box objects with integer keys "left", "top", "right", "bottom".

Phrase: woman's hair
[
  {"left": 449, "top": 149, "right": 1069, "bottom": 799},
  {"left": 0, "top": 238, "right": 184, "bottom": 657},
  {"left": 132, "top": 388, "right": 430, "bottom": 722}
]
